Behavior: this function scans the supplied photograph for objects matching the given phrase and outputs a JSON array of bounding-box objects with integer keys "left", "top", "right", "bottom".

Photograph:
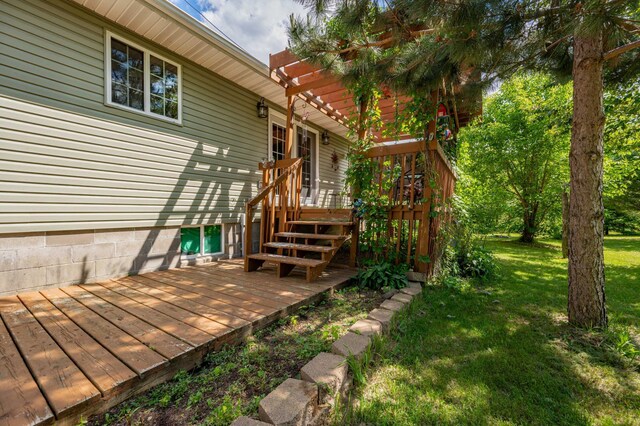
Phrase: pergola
[
  {"left": 262, "top": 48, "right": 476, "bottom": 274},
  {"left": 268, "top": 48, "right": 475, "bottom": 156}
]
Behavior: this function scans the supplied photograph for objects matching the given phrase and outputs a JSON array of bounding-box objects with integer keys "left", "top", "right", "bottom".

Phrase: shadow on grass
[
  {"left": 352, "top": 296, "right": 592, "bottom": 425},
  {"left": 348, "top": 237, "right": 640, "bottom": 426}
]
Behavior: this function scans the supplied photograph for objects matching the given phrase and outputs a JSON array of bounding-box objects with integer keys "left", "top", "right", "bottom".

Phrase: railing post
[{"left": 244, "top": 206, "right": 253, "bottom": 271}]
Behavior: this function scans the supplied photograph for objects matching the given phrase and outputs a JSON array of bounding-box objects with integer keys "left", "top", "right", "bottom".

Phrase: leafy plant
[
  {"left": 356, "top": 262, "right": 409, "bottom": 291},
  {"left": 609, "top": 329, "right": 640, "bottom": 361},
  {"left": 457, "top": 245, "right": 498, "bottom": 280}
]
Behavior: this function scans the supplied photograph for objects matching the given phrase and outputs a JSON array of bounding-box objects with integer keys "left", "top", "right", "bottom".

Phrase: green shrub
[
  {"left": 457, "top": 245, "right": 498, "bottom": 280},
  {"left": 356, "top": 262, "right": 408, "bottom": 291},
  {"left": 437, "top": 218, "right": 498, "bottom": 285}
]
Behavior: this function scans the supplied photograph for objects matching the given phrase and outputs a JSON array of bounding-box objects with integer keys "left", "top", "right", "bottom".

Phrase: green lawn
[{"left": 347, "top": 236, "right": 640, "bottom": 426}]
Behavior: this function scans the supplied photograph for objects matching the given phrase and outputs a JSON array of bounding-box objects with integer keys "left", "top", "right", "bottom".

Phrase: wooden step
[
  {"left": 264, "top": 242, "right": 335, "bottom": 253},
  {"left": 247, "top": 253, "right": 326, "bottom": 267},
  {"left": 275, "top": 232, "right": 346, "bottom": 240},
  {"left": 287, "top": 220, "right": 353, "bottom": 226},
  {"left": 246, "top": 253, "right": 328, "bottom": 282}
]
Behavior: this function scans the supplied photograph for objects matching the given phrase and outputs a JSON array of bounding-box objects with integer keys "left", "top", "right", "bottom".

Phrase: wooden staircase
[
  {"left": 244, "top": 158, "right": 353, "bottom": 282},
  {"left": 246, "top": 219, "right": 352, "bottom": 282}
]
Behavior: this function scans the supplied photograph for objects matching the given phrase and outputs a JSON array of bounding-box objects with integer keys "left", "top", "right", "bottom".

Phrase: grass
[
  {"left": 89, "top": 286, "right": 384, "bottom": 426},
  {"left": 344, "top": 235, "right": 640, "bottom": 426}
]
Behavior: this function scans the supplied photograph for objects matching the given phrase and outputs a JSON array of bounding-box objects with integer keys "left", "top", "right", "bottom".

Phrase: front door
[{"left": 296, "top": 127, "right": 318, "bottom": 205}]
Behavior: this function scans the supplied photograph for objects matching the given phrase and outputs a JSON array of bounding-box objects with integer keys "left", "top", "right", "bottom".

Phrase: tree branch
[{"left": 604, "top": 39, "right": 640, "bottom": 61}]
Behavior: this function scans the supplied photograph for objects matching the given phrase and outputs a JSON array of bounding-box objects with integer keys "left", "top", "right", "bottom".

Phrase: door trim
[
  {"left": 294, "top": 125, "right": 320, "bottom": 206},
  {"left": 267, "top": 111, "right": 321, "bottom": 206}
]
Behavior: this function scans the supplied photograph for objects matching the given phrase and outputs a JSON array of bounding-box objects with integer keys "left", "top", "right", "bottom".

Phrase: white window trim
[
  {"left": 268, "top": 110, "right": 287, "bottom": 161},
  {"left": 180, "top": 224, "right": 225, "bottom": 259},
  {"left": 104, "top": 30, "right": 183, "bottom": 125}
]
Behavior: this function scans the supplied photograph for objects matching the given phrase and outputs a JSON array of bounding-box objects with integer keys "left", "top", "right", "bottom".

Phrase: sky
[{"left": 169, "top": 0, "right": 308, "bottom": 65}]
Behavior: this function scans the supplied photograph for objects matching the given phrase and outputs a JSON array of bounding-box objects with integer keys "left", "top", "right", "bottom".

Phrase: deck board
[
  {"left": 143, "top": 271, "right": 280, "bottom": 316},
  {"left": 100, "top": 281, "right": 233, "bottom": 338},
  {"left": 0, "top": 259, "right": 355, "bottom": 426},
  {"left": 160, "top": 268, "right": 296, "bottom": 307},
  {"left": 184, "top": 268, "right": 310, "bottom": 303},
  {"left": 0, "top": 314, "right": 54, "bottom": 426},
  {"left": 0, "top": 297, "right": 100, "bottom": 418},
  {"left": 166, "top": 270, "right": 291, "bottom": 310},
  {"left": 118, "top": 277, "right": 250, "bottom": 330},
  {"left": 80, "top": 283, "right": 213, "bottom": 347},
  {"left": 41, "top": 288, "right": 168, "bottom": 378},
  {"left": 60, "top": 286, "right": 193, "bottom": 360},
  {"left": 126, "top": 275, "right": 260, "bottom": 324},
  {"left": 17, "top": 292, "right": 137, "bottom": 398}
]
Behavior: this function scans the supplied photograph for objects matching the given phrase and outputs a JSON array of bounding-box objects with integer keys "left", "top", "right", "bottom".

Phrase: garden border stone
[
  {"left": 300, "top": 352, "right": 350, "bottom": 404},
  {"left": 230, "top": 416, "right": 272, "bottom": 426},
  {"left": 380, "top": 299, "right": 405, "bottom": 312},
  {"left": 391, "top": 293, "right": 412, "bottom": 304},
  {"left": 258, "top": 378, "right": 318, "bottom": 426},
  {"left": 331, "top": 331, "right": 371, "bottom": 359},
  {"left": 348, "top": 318, "right": 383, "bottom": 336},
  {"left": 367, "top": 308, "right": 393, "bottom": 332}
]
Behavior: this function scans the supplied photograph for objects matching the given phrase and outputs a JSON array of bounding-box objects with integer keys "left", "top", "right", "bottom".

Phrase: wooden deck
[{"left": 0, "top": 260, "right": 356, "bottom": 426}]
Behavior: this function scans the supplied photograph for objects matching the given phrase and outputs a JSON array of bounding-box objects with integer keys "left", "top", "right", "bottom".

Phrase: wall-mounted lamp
[
  {"left": 256, "top": 97, "right": 268, "bottom": 119},
  {"left": 321, "top": 130, "right": 330, "bottom": 145}
]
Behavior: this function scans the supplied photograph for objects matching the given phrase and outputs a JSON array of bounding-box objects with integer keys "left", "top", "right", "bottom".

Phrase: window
[
  {"left": 181, "top": 225, "right": 223, "bottom": 257},
  {"left": 271, "top": 122, "right": 286, "bottom": 161},
  {"left": 105, "top": 32, "right": 181, "bottom": 123}
]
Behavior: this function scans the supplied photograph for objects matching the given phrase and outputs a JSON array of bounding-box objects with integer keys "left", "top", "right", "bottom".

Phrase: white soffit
[{"left": 70, "top": 0, "right": 350, "bottom": 139}]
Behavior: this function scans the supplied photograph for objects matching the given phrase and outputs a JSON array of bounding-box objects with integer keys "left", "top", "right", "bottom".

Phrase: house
[{"left": 0, "top": 0, "right": 354, "bottom": 295}]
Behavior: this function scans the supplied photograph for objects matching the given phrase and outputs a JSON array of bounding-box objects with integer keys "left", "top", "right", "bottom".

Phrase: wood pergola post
[
  {"left": 349, "top": 97, "right": 369, "bottom": 268},
  {"left": 285, "top": 96, "right": 294, "bottom": 159}
]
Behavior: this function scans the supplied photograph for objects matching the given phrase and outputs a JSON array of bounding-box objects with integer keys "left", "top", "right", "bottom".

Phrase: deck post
[
  {"left": 244, "top": 206, "right": 253, "bottom": 271},
  {"left": 349, "top": 97, "right": 369, "bottom": 268},
  {"left": 415, "top": 92, "right": 438, "bottom": 274},
  {"left": 285, "top": 95, "right": 294, "bottom": 159}
]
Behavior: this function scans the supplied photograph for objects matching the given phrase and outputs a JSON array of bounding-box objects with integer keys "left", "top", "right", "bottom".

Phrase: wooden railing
[
  {"left": 358, "top": 140, "right": 456, "bottom": 274},
  {"left": 244, "top": 158, "right": 303, "bottom": 260}
]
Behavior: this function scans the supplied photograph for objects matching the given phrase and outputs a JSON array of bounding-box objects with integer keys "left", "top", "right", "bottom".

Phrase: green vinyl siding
[{"left": 0, "top": 0, "right": 351, "bottom": 235}]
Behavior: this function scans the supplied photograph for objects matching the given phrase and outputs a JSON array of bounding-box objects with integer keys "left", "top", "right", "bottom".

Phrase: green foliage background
[
  {"left": 457, "top": 73, "right": 572, "bottom": 239},
  {"left": 457, "top": 73, "right": 640, "bottom": 238}
]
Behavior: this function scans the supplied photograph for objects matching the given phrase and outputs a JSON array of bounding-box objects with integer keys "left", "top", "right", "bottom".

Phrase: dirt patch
[{"left": 89, "top": 285, "right": 383, "bottom": 426}]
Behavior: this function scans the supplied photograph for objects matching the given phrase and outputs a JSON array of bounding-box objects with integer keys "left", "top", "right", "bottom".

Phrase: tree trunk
[
  {"left": 562, "top": 188, "right": 569, "bottom": 259},
  {"left": 568, "top": 33, "right": 607, "bottom": 328},
  {"left": 521, "top": 210, "right": 536, "bottom": 243}
]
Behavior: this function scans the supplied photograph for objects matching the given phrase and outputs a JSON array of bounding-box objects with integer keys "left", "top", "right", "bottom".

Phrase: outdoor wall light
[
  {"left": 257, "top": 97, "right": 268, "bottom": 118},
  {"left": 321, "top": 130, "right": 330, "bottom": 145}
]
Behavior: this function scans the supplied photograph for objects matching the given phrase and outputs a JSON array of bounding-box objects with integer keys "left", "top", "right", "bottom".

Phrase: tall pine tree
[{"left": 289, "top": 0, "right": 640, "bottom": 328}]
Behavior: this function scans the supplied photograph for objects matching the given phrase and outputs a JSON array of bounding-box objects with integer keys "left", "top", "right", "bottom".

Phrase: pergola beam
[
  {"left": 285, "top": 74, "right": 339, "bottom": 97},
  {"left": 270, "top": 48, "right": 476, "bottom": 143}
]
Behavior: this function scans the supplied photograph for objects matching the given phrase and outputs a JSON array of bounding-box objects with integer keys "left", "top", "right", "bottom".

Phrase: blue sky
[{"left": 168, "top": 0, "right": 308, "bottom": 65}]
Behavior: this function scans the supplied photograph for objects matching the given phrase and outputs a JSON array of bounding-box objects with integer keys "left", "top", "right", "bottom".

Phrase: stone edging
[{"left": 230, "top": 281, "right": 423, "bottom": 426}]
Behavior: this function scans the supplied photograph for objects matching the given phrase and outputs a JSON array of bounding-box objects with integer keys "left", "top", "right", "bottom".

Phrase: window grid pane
[
  {"left": 150, "top": 55, "right": 179, "bottom": 119},
  {"left": 110, "top": 38, "right": 144, "bottom": 111},
  {"left": 272, "top": 123, "right": 286, "bottom": 161}
]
